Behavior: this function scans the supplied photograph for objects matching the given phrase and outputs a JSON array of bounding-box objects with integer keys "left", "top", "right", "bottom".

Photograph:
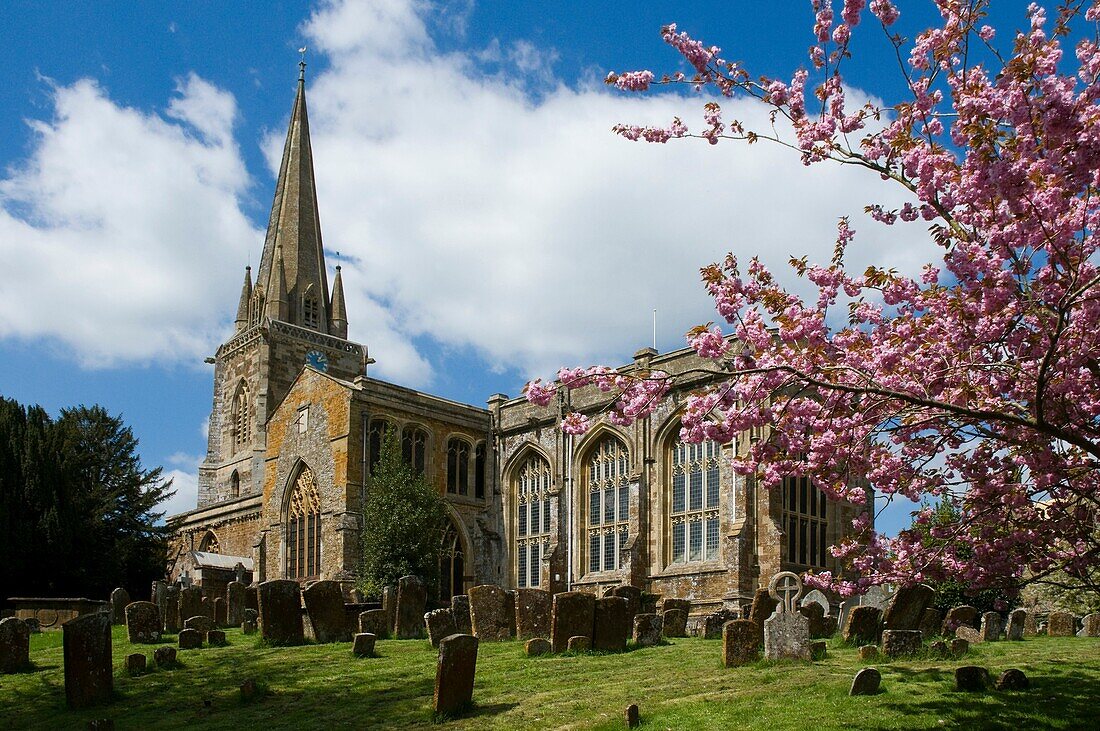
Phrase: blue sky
[{"left": 0, "top": 1, "right": 1044, "bottom": 528}]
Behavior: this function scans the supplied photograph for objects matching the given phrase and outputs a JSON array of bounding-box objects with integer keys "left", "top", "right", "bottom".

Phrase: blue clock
[{"left": 306, "top": 350, "right": 329, "bottom": 372}]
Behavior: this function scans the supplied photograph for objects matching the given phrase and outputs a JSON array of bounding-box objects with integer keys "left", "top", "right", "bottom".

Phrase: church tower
[{"left": 197, "top": 63, "right": 366, "bottom": 507}]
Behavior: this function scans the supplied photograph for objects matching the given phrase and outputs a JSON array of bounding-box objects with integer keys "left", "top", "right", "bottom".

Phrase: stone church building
[{"left": 167, "top": 69, "right": 868, "bottom": 614}]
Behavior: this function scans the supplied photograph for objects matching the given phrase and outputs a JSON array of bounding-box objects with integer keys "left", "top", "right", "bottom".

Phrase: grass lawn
[{"left": 3, "top": 626, "right": 1098, "bottom": 730}]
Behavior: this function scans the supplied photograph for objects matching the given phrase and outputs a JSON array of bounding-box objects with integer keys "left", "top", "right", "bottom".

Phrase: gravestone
[
  {"left": 956, "top": 625, "right": 982, "bottom": 644},
  {"left": 150, "top": 581, "right": 168, "bottom": 629},
  {"left": 551, "top": 591, "right": 596, "bottom": 653},
  {"left": 955, "top": 665, "right": 990, "bottom": 692},
  {"left": 882, "top": 584, "right": 935, "bottom": 631},
  {"left": 153, "top": 646, "right": 176, "bottom": 667},
  {"left": 858, "top": 645, "right": 878, "bottom": 660},
  {"left": 514, "top": 588, "right": 552, "bottom": 641},
  {"left": 213, "top": 598, "right": 228, "bottom": 627},
  {"left": 208, "top": 630, "right": 227, "bottom": 646},
  {"left": 183, "top": 615, "right": 215, "bottom": 634},
  {"left": 177, "top": 628, "right": 202, "bottom": 649},
  {"left": 610, "top": 585, "right": 642, "bottom": 623},
  {"left": 242, "top": 620, "right": 257, "bottom": 635},
  {"left": 632, "top": 613, "right": 663, "bottom": 647},
  {"left": 662, "top": 598, "right": 692, "bottom": 617},
  {"left": 382, "top": 585, "right": 398, "bottom": 635},
  {"left": 451, "top": 595, "right": 472, "bottom": 635},
  {"left": 763, "top": 572, "right": 811, "bottom": 661},
  {"left": 593, "top": 597, "right": 630, "bottom": 652},
  {"left": 810, "top": 639, "right": 827, "bottom": 660},
  {"left": 721, "top": 619, "right": 759, "bottom": 667},
  {"left": 843, "top": 606, "right": 883, "bottom": 645},
  {"left": 880, "top": 629, "right": 922, "bottom": 657},
  {"left": 0, "top": 617, "right": 31, "bottom": 673},
  {"left": 425, "top": 608, "right": 458, "bottom": 648},
  {"left": 951, "top": 638, "right": 969, "bottom": 656},
  {"left": 861, "top": 585, "right": 891, "bottom": 610},
  {"left": 625, "top": 703, "right": 640, "bottom": 729},
  {"left": 201, "top": 597, "right": 214, "bottom": 620},
  {"left": 524, "top": 637, "right": 551, "bottom": 656},
  {"left": 929, "top": 639, "right": 949, "bottom": 657},
  {"left": 941, "top": 605, "right": 979, "bottom": 635},
  {"left": 62, "top": 612, "right": 112, "bottom": 709},
  {"left": 979, "top": 612, "right": 1002, "bottom": 642},
  {"left": 849, "top": 667, "right": 881, "bottom": 696},
  {"left": 505, "top": 590, "right": 517, "bottom": 637},
  {"left": 109, "top": 587, "right": 130, "bottom": 625},
  {"left": 303, "top": 580, "right": 351, "bottom": 643},
  {"left": 125, "top": 602, "right": 161, "bottom": 644},
  {"left": 245, "top": 584, "right": 259, "bottom": 613},
  {"left": 234, "top": 562, "right": 247, "bottom": 585},
  {"left": 748, "top": 587, "right": 780, "bottom": 648},
  {"left": 257, "top": 579, "right": 304, "bottom": 645},
  {"left": 703, "top": 609, "right": 739, "bottom": 640},
  {"left": 918, "top": 607, "right": 943, "bottom": 639},
  {"left": 1023, "top": 609, "right": 1038, "bottom": 637},
  {"left": 243, "top": 608, "right": 258, "bottom": 623},
  {"left": 798, "top": 602, "right": 828, "bottom": 639},
  {"left": 353, "top": 633, "right": 376, "bottom": 657},
  {"left": 395, "top": 575, "right": 427, "bottom": 639},
  {"left": 567, "top": 635, "right": 590, "bottom": 651},
  {"left": 359, "top": 609, "right": 389, "bottom": 638},
  {"left": 1081, "top": 613, "right": 1100, "bottom": 637},
  {"left": 164, "top": 586, "right": 180, "bottom": 633},
  {"left": 178, "top": 587, "right": 204, "bottom": 628},
  {"left": 1047, "top": 611, "right": 1075, "bottom": 637},
  {"left": 662, "top": 608, "right": 688, "bottom": 638},
  {"left": 434, "top": 634, "right": 478, "bottom": 716},
  {"left": 996, "top": 668, "right": 1029, "bottom": 690},
  {"left": 468, "top": 584, "right": 511, "bottom": 641},
  {"left": 801, "top": 589, "right": 830, "bottom": 615},
  {"left": 125, "top": 653, "right": 146, "bottom": 675},
  {"left": 226, "top": 581, "right": 247, "bottom": 627},
  {"left": 640, "top": 592, "right": 660, "bottom": 615}
]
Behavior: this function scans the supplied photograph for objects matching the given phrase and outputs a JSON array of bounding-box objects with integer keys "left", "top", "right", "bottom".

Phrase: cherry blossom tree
[{"left": 527, "top": 0, "right": 1100, "bottom": 595}]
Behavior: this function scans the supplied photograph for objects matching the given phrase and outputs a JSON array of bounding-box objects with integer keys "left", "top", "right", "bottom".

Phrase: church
[{"left": 166, "top": 68, "right": 869, "bottom": 615}]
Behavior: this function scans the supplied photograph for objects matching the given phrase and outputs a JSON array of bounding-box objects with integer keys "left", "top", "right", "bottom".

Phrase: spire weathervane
[{"left": 298, "top": 46, "right": 307, "bottom": 80}]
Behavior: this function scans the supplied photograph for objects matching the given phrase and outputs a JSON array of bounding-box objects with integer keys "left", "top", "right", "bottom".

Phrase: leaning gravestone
[
  {"left": 257, "top": 579, "right": 304, "bottom": 645},
  {"left": 722, "top": 619, "right": 759, "bottom": 667},
  {"left": 125, "top": 601, "right": 161, "bottom": 644},
  {"left": 1023, "top": 609, "right": 1038, "bottom": 637},
  {"left": 226, "top": 581, "right": 247, "bottom": 627},
  {"left": 434, "top": 634, "right": 478, "bottom": 716},
  {"left": 611, "top": 585, "right": 642, "bottom": 623},
  {"left": 151, "top": 581, "right": 168, "bottom": 629},
  {"left": 849, "top": 667, "right": 882, "bottom": 696},
  {"left": 164, "top": 585, "right": 181, "bottom": 633},
  {"left": 551, "top": 591, "right": 595, "bottom": 653},
  {"left": 662, "top": 608, "right": 688, "bottom": 638},
  {"left": 798, "top": 602, "right": 828, "bottom": 639},
  {"left": 1005, "top": 608, "right": 1027, "bottom": 640},
  {"left": 1047, "top": 611, "right": 1075, "bottom": 637},
  {"left": 514, "top": 588, "right": 552, "bottom": 641},
  {"left": 109, "top": 587, "right": 130, "bottom": 625},
  {"left": 703, "top": 609, "right": 739, "bottom": 640},
  {"left": 763, "top": 572, "right": 811, "bottom": 661},
  {"left": 632, "top": 613, "right": 663, "bottom": 647},
  {"left": 468, "top": 584, "right": 511, "bottom": 641},
  {"left": 303, "top": 580, "right": 351, "bottom": 643},
  {"left": 882, "top": 584, "right": 936, "bottom": 631},
  {"left": 749, "top": 587, "right": 780, "bottom": 648},
  {"left": 843, "top": 606, "right": 883, "bottom": 645},
  {"left": 880, "top": 629, "right": 922, "bottom": 657},
  {"left": 1081, "top": 613, "right": 1100, "bottom": 637},
  {"left": 956, "top": 625, "right": 982, "bottom": 644},
  {"left": 801, "top": 589, "right": 830, "bottom": 615},
  {"left": 980, "top": 612, "right": 1002, "bottom": 641},
  {"left": 395, "top": 575, "right": 427, "bottom": 639},
  {"left": 63, "top": 612, "right": 112, "bottom": 709},
  {"left": 383, "top": 585, "right": 398, "bottom": 635},
  {"left": 178, "top": 586, "right": 204, "bottom": 628},
  {"left": 942, "top": 605, "right": 979, "bottom": 635},
  {"left": 425, "top": 609, "right": 458, "bottom": 648},
  {"left": 918, "top": 607, "right": 944, "bottom": 639},
  {"left": 861, "top": 585, "right": 891, "bottom": 610},
  {"left": 0, "top": 617, "right": 31, "bottom": 673},
  {"left": 359, "top": 609, "right": 389, "bottom": 638},
  {"left": 183, "top": 615, "right": 215, "bottom": 634},
  {"left": 213, "top": 597, "right": 228, "bottom": 627},
  {"left": 451, "top": 595, "right": 472, "bottom": 635},
  {"left": 593, "top": 597, "right": 630, "bottom": 652}
]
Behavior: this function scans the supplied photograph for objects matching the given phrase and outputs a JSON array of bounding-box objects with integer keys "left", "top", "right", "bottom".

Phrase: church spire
[
  {"left": 255, "top": 63, "right": 333, "bottom": 333},
  {"left": 234, "top": 266, "right": 253, "bottom": 332},
  {"left": 330, "top": 265, "right": 348, "bottom": 339}
]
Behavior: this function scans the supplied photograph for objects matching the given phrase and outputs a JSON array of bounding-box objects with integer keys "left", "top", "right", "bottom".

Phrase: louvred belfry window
[
  {"left": 515, "top": 454, "right": 551, "bottom": 588},
  {"left": 286, "top": 465, "right": 322, "bottom": 579},
  {"left": 232, "top": 382, "right": 251, "bottom": 450}
]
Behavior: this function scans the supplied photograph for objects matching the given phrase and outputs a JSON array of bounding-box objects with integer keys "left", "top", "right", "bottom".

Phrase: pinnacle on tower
[
  {"left": 330, "top": 265, "right": 348, "bottom": 339},
  {"left": 235, "top": 266, "right": 253, "bottom": 332}
]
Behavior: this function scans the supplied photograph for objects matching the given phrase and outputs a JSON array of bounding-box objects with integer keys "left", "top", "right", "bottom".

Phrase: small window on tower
[{"left": 303, "top": 296, "right": 320, "bottom": 329}]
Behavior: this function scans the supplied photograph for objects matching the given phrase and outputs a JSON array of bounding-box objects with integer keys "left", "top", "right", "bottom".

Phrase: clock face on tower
[{"left": 305, "top": 350, "right": 329, "bottom": 372}]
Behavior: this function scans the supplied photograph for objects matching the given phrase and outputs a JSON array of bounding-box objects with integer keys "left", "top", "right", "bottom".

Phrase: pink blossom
[{"left": 562, "top": 412, "right": 591, "bottom": 435}]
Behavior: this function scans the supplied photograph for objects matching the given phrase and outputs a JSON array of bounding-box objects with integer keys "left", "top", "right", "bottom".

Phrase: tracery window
[
  {"left": 250, "top": 288, "right": 265, "bottom": 325},
  {"left": 782, "top": 473, "right": 829, "bottom": 569},
  {"left": 447, "top": 438, "right": 471, "bottom": 495},
  {"left": 368, "top": 418, "right": 391, "bottom": 476},
  {"left": 286, "top": 465, "right": 322, "bottom": 579},
  {"left": 402, "top": 425, "right": 428, "bottom": 476},
  {"left": 515, "top": 454, "right": 551, "bottom": 588},
  {"left": 199, "top": 530, "right": 220, "bottom": 554},
  {"left": 585, "top": 436, "right": 630, "bottom": 574},
  {"left": 232, "top": 381, "right": 251, "bottom": 450},
  {"left": 474, "top": 442, "right": 486, "bottom": 499},
  {"left": 439, "top": 521, "right": 465, "bottom": 602},
  {"left": 669, "top": 440, "right": 721, "bottom": 564}
]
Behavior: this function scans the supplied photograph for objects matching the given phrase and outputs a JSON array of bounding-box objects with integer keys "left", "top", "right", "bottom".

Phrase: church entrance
[{"left": 439, "top": 520, "right": 465, "bottom": 602}]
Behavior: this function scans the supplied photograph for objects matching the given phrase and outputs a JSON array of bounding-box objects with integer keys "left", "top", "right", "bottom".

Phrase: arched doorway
[{"left": 439, "top": 520, "right": 465, "bottom": 602}]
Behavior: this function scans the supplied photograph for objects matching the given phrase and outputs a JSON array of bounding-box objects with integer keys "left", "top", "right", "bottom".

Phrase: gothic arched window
[
  {"left": 250, "top": 287, "right": 265, "bottom": 325},
  {"left": 302, "top": 286, "right": 320, "bottom": 330},
  {"left": 439, "top": 521, "right": 465, "bottom": 602},
  {"left": 446, "top": 438, "right": 470, "bottom": 495},
  {"left": 230, "top": 470, "right": 240, "bottom": 499},
  {"left": 199, "top": 530, "right": 220, "bottom": 554},
  {"left": 515, "top": 453, "right": 551, "bottom": 588},
  {"left": 368, "top": 418, "right": 392, "bottom": 476},
  {"left": 474, "top": 442, "right": 486, "bottom": 499},
  {"left": 232, "top": 381, "right": 251, "bottom": 450},
  {"left": 669, "top": 439, "right": 722, "bottom": 564},
  {"left": 585, "top": 435, "right": 630, "bottom": 574},
  {"left": 286, "top": 465, "right": 322, "bottom": 579},
  {"left": 782, "top": 472, "right": 829, "bottom": 569},
  {"left": 402, "top": 425, "right": 428, "bottom": 476}
]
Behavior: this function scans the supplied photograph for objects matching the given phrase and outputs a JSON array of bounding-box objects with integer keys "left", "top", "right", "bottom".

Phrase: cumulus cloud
[{"left": 158, "top": 452, "right": 202, "bottom": 519}]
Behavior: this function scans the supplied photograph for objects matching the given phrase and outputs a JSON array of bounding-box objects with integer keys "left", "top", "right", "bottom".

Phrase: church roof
[{"left": 190, "top": 551, "right": 254, "bottom": 571}]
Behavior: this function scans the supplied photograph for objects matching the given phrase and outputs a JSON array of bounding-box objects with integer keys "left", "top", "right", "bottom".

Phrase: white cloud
[{"left": 159, "top": 467, "right": 199, "bottom": 519}]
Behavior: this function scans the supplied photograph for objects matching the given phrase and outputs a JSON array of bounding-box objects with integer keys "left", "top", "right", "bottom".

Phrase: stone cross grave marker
[{"left": 769, "top": 571, "right": 803, "bottom": 613}]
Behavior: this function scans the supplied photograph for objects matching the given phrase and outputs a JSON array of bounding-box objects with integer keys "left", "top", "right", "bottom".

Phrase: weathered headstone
[
  {"left": 662, "top": 597, "right": 692, "bottom": 617},
  {"left": 425, "top": 608, "right": 458, "bottom": 648},
  {"left": 303, "top": 580, "right": 351, "bottom": 643},
  {"left": 625, "top": 703, "right": 640, "bottom": 729},
  {"left": 125, "top": 653, "right": 146, "bottom": 675},
  {"left": 359, "top": 609, "right": 389, "bottom": 638},
  {"left": 150, "top": 581, "right": 168, "bottom": 629},
  {"left": 996, "top": 668, "right": 1029, "bottom": 690},
  {"left": 242, "top": 620, "right": 257, "bottom": 635},
  {"left": 451, "top": 595, "right": 472, "bottom": 635},
  {"left": 955, "top": 665, "right": 990, "bottom": 692},
  {"left": 551, "top": 591, "right": 596, "bottom": 653},
  {"left": 1023, "top": 609, "right": 1038, "bottom": 637},
  {"left": 352, "top": 632, "right": 376, "bottom": 657},
  {"left": 514, "top": 588, "right": 552, "bottom": 641},
  {"left": 632, "top": 613, "right": 663, "bottom": 647},
  {"left": 810, "top": 639, "right": 827, "bottom": 660},
  {"left": 593, "top": 597, "right": 630, "bottom": 652},
  {"left": 245, "top": 584, "right": 259, "bottom": 613},
  {"left": 980, "top": 612, "right": 1002, "bottom": 642},
  {"left": 213, "top": 597, "right": 228, "bottom": 627},
  {"left": 882, "top": 584, "right": 936, "bottom": 631},
  {"left": 798, "top": 602, "right": 829, "bottom": 639},
  {"left": 257, "top": 579, "right": 304, "bottom": 645},
  {"left": 382, "top": 585, "right": 398, "bottom": 635},
  {"left": 524, "top": 637, "right": 551, "bottom": 656},
  {"left": 801, "top": 589, "right": 830, "bottom": 615},
  {"left": 183, "top": 615, "right": 215, "bottom": 634},
  {"left": 748, "top": 587, "right": 780, "bottom": 648},
  {"left": 849, "top": 667, "right": 881, "bottom": 696},
  {"left": 395, "top": 575, "right": 427, "bottom": 639},
  {"left": 0, "top": 617, "right": 31, "bottom": 673},
  {"left": 164, "top": 586, "right": 180, "bottom": 633},
  {"left": 226, "top": 581, "right": 247, "bottom": 627},
  {"left": 929, "top": 639, "right": 949, "bottom": 657},
  {"left": 434, "top": 634, "right": 478, "bottom": 716},
  {"left": 208, "top": 630, "right": 227, "bottom": 646},
  {"left": 880, "top": 629, "right": 922, "bottom": 657},
  {"left": 1047, "top": 611, "right": 1075, "bottom": 637},
  {"left": 941, "top": 605, "right": 979, "bottom": 635},
  {"left": 1081, "top": 613, "right": 1100, "bottom": 637},
  {"left": 125, "top": 602, "right": 161, "bottom": 644},
  {"left": 843, "top": 606, "right": 883, "bottom": 645},
  {"left": 639, "top": 592, "right": 660, "bottom": 615},
  {"left": 703, "top": 609, "right": 739, "bottom": 640},
  {"left": 610, "top": 585, "right": 642, "bottom": 623},
  {"left": 721, "top": 619, "right": 759, "bottom": 667},
  {"left": 567, "top": 635, "right": 591, "bottom": 652},
  {"left": 109, "top": 587, "right": 130, "bottom": 625},
  {"left": 764, "top": 610, "right": 811, "bottom": 661},
  {"left": 662, "top": 608, "right": 688, "bottom": 638},
  {"left": 950, "top": 638, "right": 969, "bottom": 656},
  {"left": 505, "top": 590, "right": 517, "bottom": 638},
  {"left": 918, "top": 607, "right": 944, "bottom": 639},
  {"left": 243, "top": 607, "right": 258, "bottom": 623},
  {"left": 178, "top": 628, "right": 202, "bottom": 649},
  {"left": 62, "top": 612, "right": 112, "bottom": 709},
  {"left": 956, "top": 625, "right": 982, "bottom": 644},
  {"left": 861, "top": 585, "right": 891, "bottom": 610},
  {"left": 153, "top": 646, "right": 176, "bottom": 667},
  {"left": 468, "top": 584, "right": 511, "bottom": 641},
  {"left": 858, "top": 644, "right": 878, "bottom": 660},
  {"left": 200, "top": 597, "right": 214, "bottom": 620},
  {"left": 178, "top": 586, "right": 204, "bottom": 628}
]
